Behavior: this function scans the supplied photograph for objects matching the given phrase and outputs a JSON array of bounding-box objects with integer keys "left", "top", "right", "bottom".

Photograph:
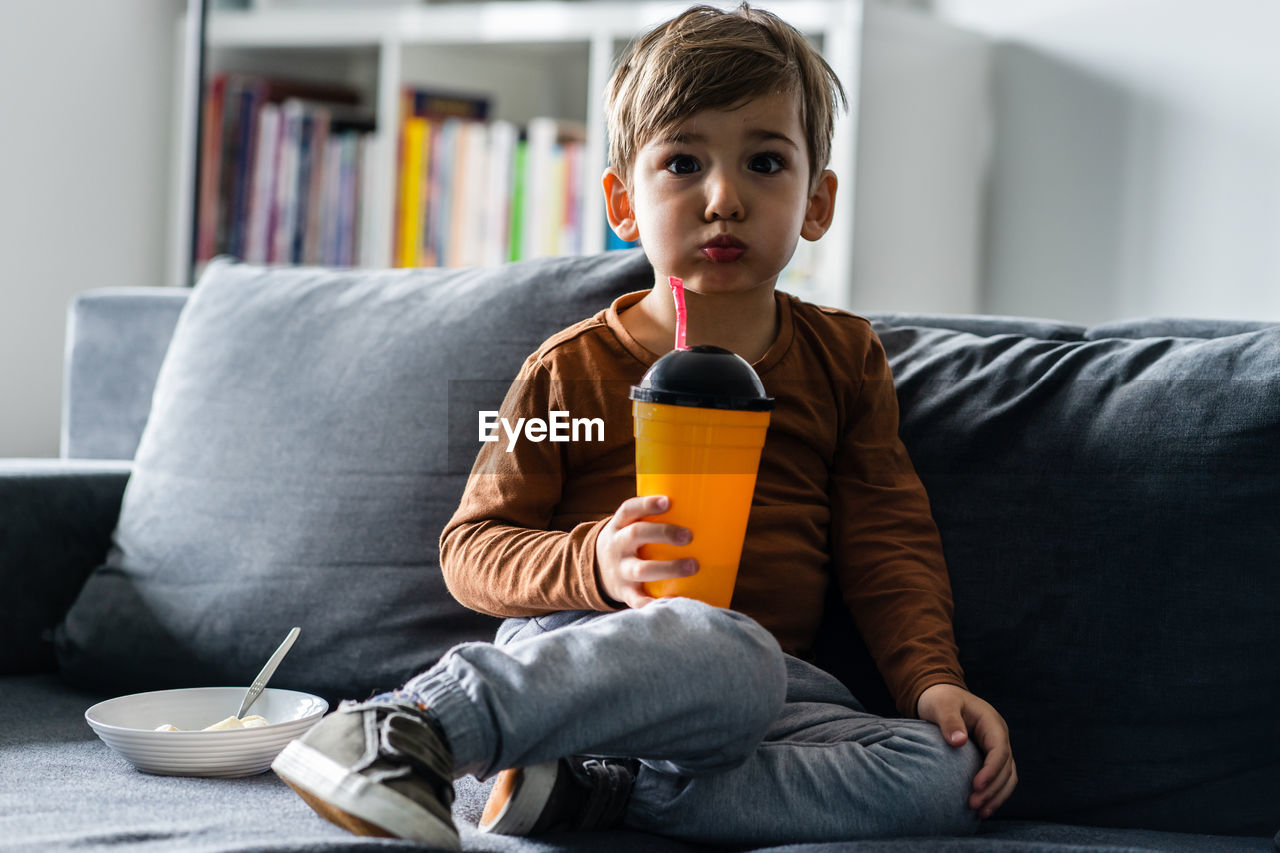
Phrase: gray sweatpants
[{"left": 402, "top": 597, "right": 981, "bottom": 845}]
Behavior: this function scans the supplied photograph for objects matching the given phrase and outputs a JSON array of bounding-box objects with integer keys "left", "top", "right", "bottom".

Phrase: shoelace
[
  {"left": 378, "top": 706, "right": 456, "bottom": 807},
  {"left": 575, "top": 759, "right": 635, "bottom": 830}
]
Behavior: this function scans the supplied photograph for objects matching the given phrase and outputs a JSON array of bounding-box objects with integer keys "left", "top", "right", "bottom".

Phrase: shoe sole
[
  {"left": 477, "top": 760, "right": 559, "bottom": 835},
  {"left": 272, "top": 740, "right": 460, "bottom": 850}
]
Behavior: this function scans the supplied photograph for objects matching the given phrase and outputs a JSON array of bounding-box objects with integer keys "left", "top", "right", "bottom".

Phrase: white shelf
[
  {"left": 176, "top": 0, "right": 989, "bottom": 314},
  {"left": 208, "top": 2, "right": 845, "bottom": 46}
]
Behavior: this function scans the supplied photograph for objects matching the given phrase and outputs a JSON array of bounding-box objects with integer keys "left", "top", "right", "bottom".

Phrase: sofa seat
[{"left": 3, "top": 674, "right": 1272, "bottom": 853}]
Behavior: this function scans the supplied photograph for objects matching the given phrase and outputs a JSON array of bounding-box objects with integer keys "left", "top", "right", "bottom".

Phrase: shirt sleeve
[
  {"left": 438, "top": 354, "right": 618, "bottom": 617},
  {"left": 829, "top": 329, "right": 967, "bottom": 716}
]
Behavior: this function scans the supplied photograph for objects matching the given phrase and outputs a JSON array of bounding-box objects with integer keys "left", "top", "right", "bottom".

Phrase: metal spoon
[{"left": 237, "top": 627, "right": 301, "bottom": 719}]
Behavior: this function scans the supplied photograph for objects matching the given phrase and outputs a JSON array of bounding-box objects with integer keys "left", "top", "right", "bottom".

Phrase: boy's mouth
[{"left": 700, "top": 235, "right": 746, "bottom": 264}]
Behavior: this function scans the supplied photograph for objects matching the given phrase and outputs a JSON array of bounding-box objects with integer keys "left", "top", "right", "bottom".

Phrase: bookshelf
[{"left": 174, "top": 0, "right": 989, "bottom": 313}]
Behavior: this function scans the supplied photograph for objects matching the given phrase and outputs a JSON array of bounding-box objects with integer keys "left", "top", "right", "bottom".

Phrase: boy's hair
[{"left": 606, "top": 3, "right": 848, "bottom": 186}]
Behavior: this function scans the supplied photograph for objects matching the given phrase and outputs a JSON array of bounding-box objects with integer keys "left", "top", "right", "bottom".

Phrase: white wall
[
  {"left": 0, "top": 1, "right": 180, "bottom": 457},
  {"left": 931, "top": 0, "right": 1280, "bottom": 324},
  {"left": 851, "top": 2, "right": 990, "bottom": 315}
]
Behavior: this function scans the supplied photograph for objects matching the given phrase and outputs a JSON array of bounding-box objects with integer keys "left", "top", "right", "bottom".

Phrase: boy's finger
[
  {"left": 979, "top": 769, "right": 1018, "bottom": 818},
  {"left": 627, "top": 557, "right": 698, "bottom": 583},
  {"left": 625, "top": 521, "right": 692, "bottom": 548},
  {"left": 972, "top": 743, "right": 1012, "bottom": 791},
  {"left": 971, "top": 756, "right": 997, "bottom": 796},
  {"left": 935, "top": 710, "right": 968, "bottom": 748},
  {"left": 615, "top": 494, "right": 670, "bottom": 525}
]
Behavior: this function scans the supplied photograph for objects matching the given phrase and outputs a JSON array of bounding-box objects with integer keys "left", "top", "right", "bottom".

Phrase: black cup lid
[{"left": 629, "top": 345, "right": 774, "bottom": 411}]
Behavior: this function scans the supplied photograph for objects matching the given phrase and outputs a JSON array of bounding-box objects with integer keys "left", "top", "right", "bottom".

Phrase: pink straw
[{"left": 669, "top": 276, "right": 689, "bottom": 351}]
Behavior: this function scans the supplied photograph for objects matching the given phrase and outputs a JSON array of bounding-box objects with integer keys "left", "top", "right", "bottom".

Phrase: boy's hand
[
  {"left": 596, "top": 495, "right": 697, "bottom": 609},
  {"left": 916, "top": 683, "right": 1017, "bottom": 820}
]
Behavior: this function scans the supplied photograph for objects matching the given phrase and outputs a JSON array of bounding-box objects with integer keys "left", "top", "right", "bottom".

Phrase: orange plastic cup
[
  {"left": 629, "top": 346, "right": 773, "bottom": 608},
  {"left": 633, "top": 401, "right": 770, "bottom": 607}
]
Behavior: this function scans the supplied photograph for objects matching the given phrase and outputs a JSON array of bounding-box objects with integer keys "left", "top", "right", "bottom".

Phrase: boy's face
[{"left": 603, "top": 92, "right": 836, "bottom": 296}]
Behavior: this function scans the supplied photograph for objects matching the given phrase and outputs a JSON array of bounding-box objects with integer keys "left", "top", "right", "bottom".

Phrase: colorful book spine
[
  {"left": 302, "top": 108, "right": 331, "bottom": 265},
  {"left": 290, "top": 109, "right": 315, "bottom": 265},
  {"left": 272, "top": 100, "right": 303, "bottom": 265},
  {"left": 507, "top": 140, "right": 527, "bottom": 263},
  {"left": 227, "top": 80, "right": 262, "bottom": 261},
  {"left": 244, "top": 102, "right": 281, "bottom": 264},
  {"left": 483, "top": 120, "right": 517, "bottom": 268},
  {"left": 214, "top": 76, "right": 247, "bottom": 260},
  {"left": 338, "top": 135, "right": 359, "bottom": 267},
  {"left": 396, "top": 118, "right": 427, "bottom": 267},
  {"left": 197, "top": 74, "right": 228, "bottom": 262}
]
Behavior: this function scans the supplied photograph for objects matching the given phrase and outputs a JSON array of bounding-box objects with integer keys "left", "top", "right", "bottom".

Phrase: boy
[{"left": 272, "top": 4, "right": 1016, "bottom": 848}]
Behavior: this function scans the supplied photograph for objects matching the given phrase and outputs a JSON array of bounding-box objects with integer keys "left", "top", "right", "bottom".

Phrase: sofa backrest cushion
[
  {"left": 55, "top": 251, "right": 651, "bottom": 702},
  {"left": 873, "top": 317, "right": 1279, "bottom": 836},
  {"left": 62, "top": 288, "right": 189, "bottom": 460}
]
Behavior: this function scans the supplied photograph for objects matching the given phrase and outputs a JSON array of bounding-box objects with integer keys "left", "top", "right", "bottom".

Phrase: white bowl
[{"left": 85, "top": 686, "right": 328, "bottom": 777}]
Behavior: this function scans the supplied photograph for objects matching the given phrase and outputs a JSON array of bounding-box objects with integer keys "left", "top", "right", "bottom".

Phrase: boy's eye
[
  {"left": 748, "top": 153, "right": 785, "bottom": 174},
  {"left": 665, "top": 155, "right": 700, "bottom": 175}
]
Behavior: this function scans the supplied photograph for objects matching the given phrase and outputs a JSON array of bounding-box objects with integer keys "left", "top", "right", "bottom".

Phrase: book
[
  {"left": 214, "top": 76, "right": 248, "bottom": 261},
  {"left": 401, "top": 87, "right": 490, "bottom": 123},
  {"left": 429, "top": 118, "right": 462, "bottom": 266},
  {"left": 318, "top": 133, "right": 342, "bottom": 266},
  {"left": 507, "top": 140, "right": 528, "bottom": 263},
  {"left": 338, "top": 135, "right": 360, "bottom": 266},
  {"left": 483, "top": 120, "right": 518, "bottom": 267},
  {"left": 244, "top": 102, "right": 281, "bottom": 264},
  {"left": 228, "top": 81, "right": 263, "bottom": 261},
  {"left": 197, "top": 74, "right": 228, "bottom": 262},
  {"left": 396, "top": 117, "right": 428, "bottom": 267},
  {"left": 272, "top": 99, "right": 304, "bottom": 265},
  {"left": 302, "top": 106, "right": 331, "bottom": 264},
  {"left": 290, "top": 109, "right": 318, "bottom": 264},
  {"left": 451, "top": 121, "right": 490, "bottom": 268},
  {"left": 562, "top": 141, "right": 583, "bottom": 256},
  {"left": 445, "top": 120, "right": 471, "bottom": 267}
]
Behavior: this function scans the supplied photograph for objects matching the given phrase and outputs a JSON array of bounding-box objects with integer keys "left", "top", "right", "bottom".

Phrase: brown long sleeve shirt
[{"left": 439, "top": 289, "right": 966, "bottom": 716}]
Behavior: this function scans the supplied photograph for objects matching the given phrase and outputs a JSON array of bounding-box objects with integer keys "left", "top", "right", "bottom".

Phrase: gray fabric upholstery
[
  {"left": 54, "top": 252, "right": 651, "bottom": 703},
  {"left": 0, "top": 459, "right": 130, "bottom": 675},
  {"left": 1, "top": 674, "right": 694, "bottom": 853},
  {"left": 871, "top": 319, "right": 1280, "bottom": 835},
  {"left": 866, "top": 312, "right": 1086, "bottom": 342},
  {"left": 1084, "top": 317, "right": 1280, "bottom": 340},
  {"left": 5, "top": 675, "right": 1272, "bottom": 852},
  {"left": 62, "top": 287, "right": 188, "bottom": 460}
]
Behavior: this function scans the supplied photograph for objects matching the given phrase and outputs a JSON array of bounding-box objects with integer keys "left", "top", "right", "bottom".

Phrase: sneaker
[
  {"left": 271, "top": 698, "right": 459, "bottom": 850},
  {"left": 478, "top": 756, "right": 638, "bottom": 836}
]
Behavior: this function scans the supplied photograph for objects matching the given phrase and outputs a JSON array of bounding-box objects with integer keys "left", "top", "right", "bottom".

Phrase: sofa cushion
[
  {"left": 870, "top": 312, "right": 1085, "bottom": 342},
  {"left": 1085, "top": 317, "right": 1279, "bottom": 340},
  {"left": 55, "top": 251, "right": 651, "bottom": 702},
  {"left": 873, "top": 319, "right": 1280, "bottom": 836},
  {"left": 0, "top": 460, "right": 131, "bottom": 675},
  {"left": 62, "top": 287, "right": 189, "bottom": 460}
]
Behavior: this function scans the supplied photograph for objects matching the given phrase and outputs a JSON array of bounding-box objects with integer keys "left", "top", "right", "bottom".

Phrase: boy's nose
[{"left": 703, "top": 170, "right": 744, "bottom": 222}]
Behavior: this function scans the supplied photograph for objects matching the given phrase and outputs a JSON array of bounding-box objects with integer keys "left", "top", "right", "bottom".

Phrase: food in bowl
[{"left": 154, "top": 714, "right": 269, "bottom": 732}]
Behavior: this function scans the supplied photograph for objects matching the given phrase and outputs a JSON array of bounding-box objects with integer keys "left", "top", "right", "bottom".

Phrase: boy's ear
[
  {"left": 602, "top": 167, "right": 640, "bottom": 243},
  {"left": 800, "top": 170, "right": 838, "bottom": 242}
]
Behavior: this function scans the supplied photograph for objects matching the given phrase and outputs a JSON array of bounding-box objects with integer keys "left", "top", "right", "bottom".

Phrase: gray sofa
[{"left": 3, "top": 249, "right": 1278, "bottom": 852}]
